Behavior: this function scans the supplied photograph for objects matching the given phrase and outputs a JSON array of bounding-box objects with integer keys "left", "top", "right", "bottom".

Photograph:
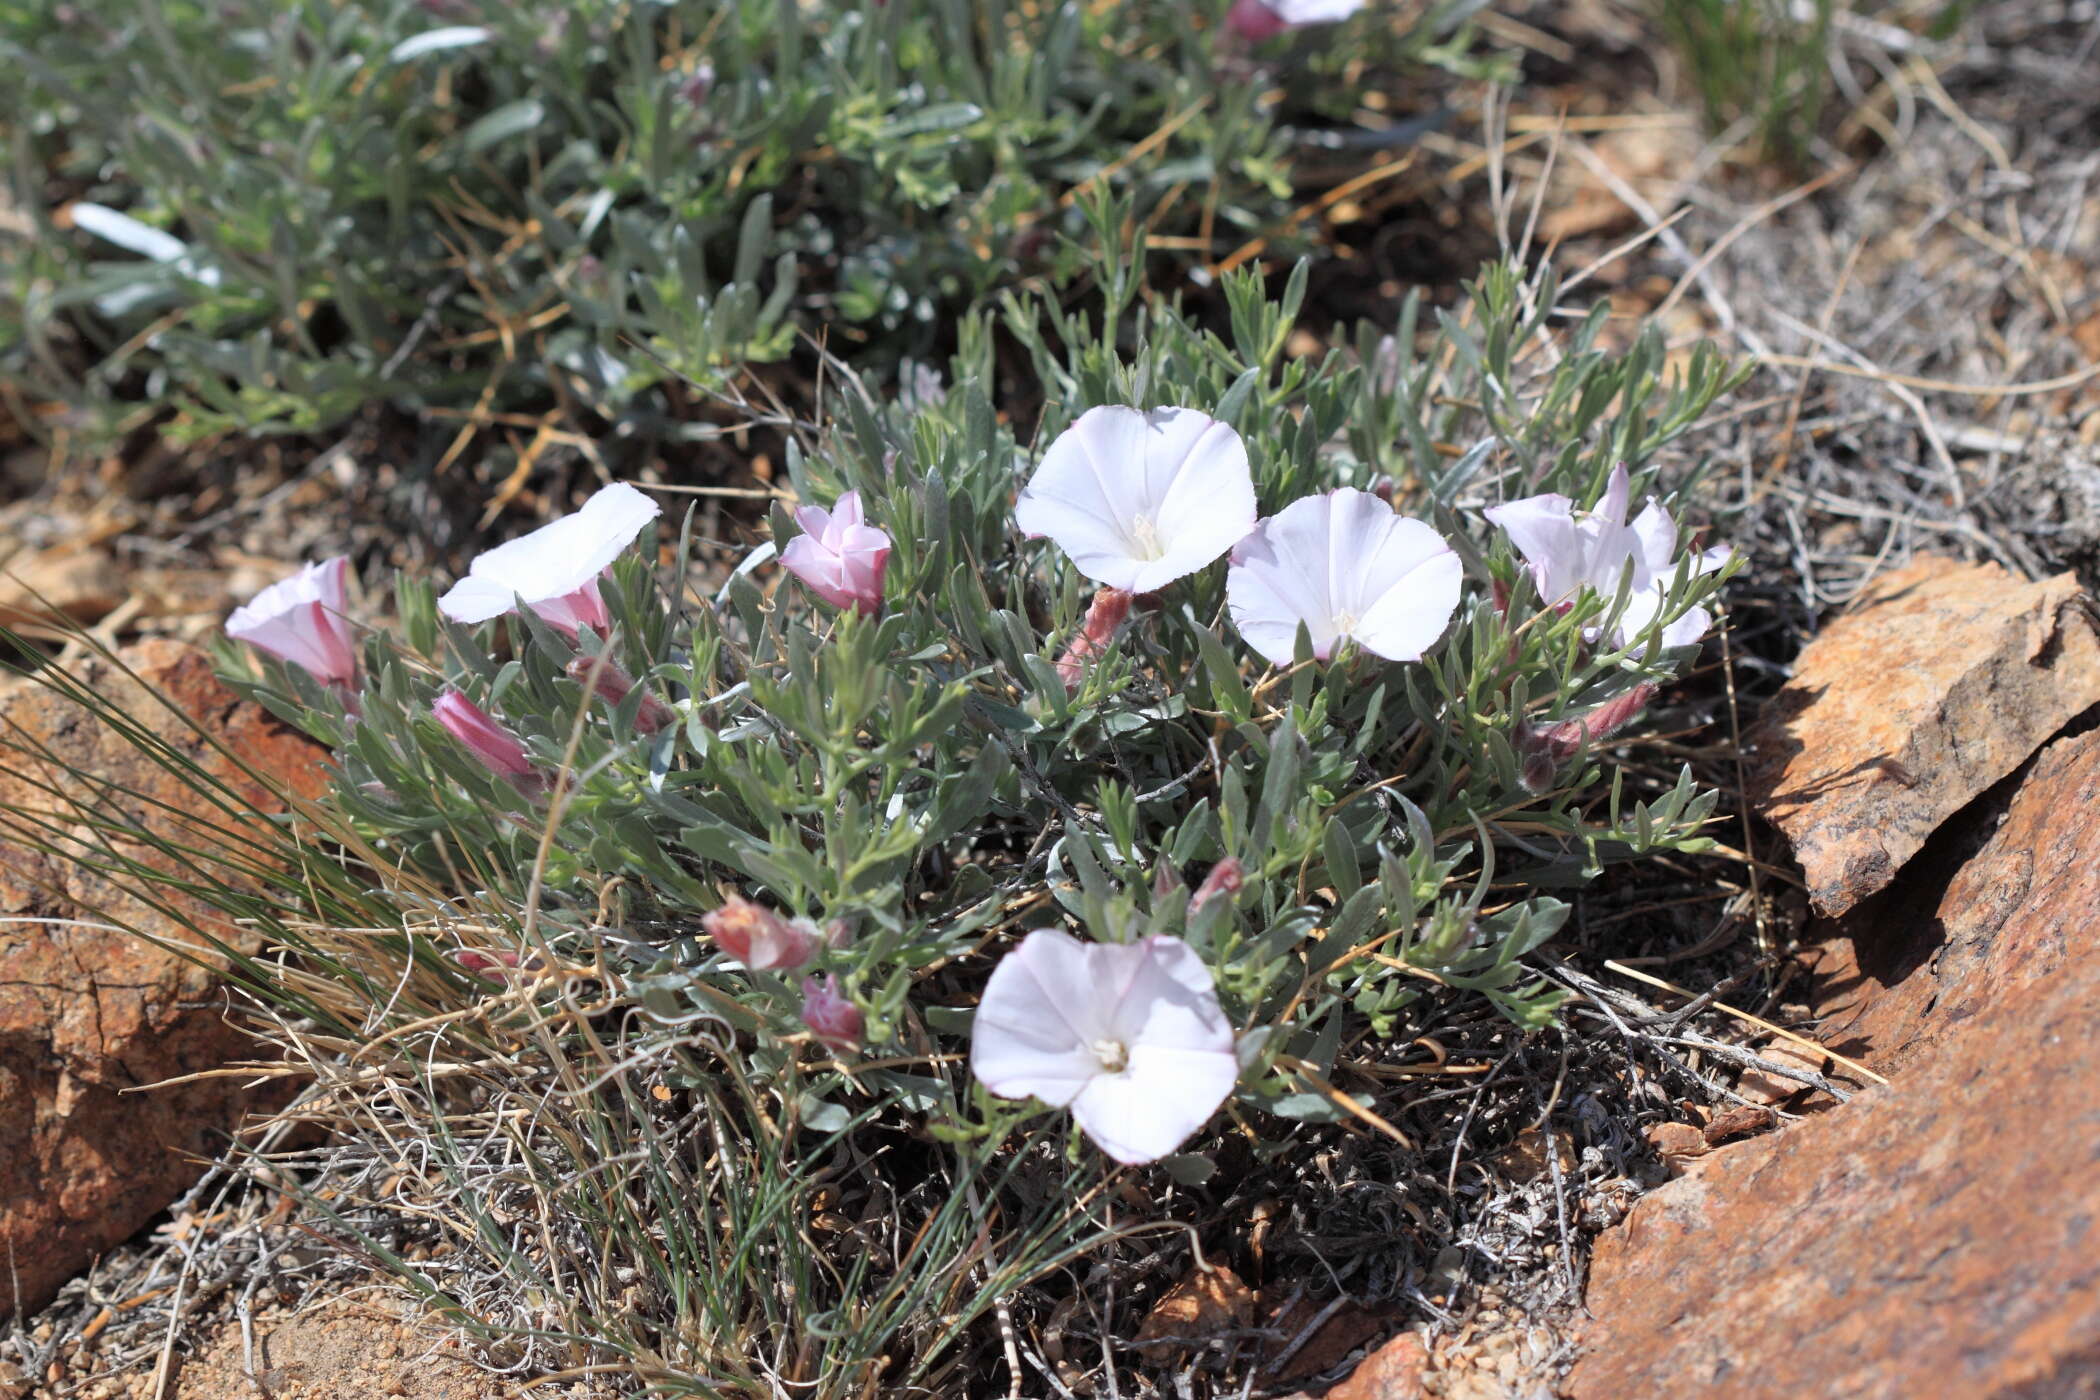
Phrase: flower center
[
  {"left": 1128, "top": 515, "right": 1164, "bottom": 561},
  {"left": 1332, "top": 610, "right": 1357, "bottom": 636},
  {"left": 1091, "top": 1037, "right": 1130, "bottom": 1074}
]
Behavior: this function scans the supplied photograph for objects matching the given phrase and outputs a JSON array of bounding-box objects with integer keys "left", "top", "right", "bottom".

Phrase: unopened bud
[
  {"left": 800, "top": 974, "right": 864, "bottom": 1053},
  {"left": 565, "top": 655, "right": 675, "bottom": 734},
  {"left": 703, "top": 895, "right": 816, "bottom": 971},
  {"left": 1189, "top": 858, "right": 1244, "bottom": 913},
  {"left": 1054, "top": 587, "right": 1135, "bottom": 690}
]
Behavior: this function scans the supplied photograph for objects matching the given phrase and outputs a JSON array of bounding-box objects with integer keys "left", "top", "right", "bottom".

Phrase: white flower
[
  {"left": 1015, "top": 406, "right": 1256, "bottom": 593},
  {"left": 1225, "top": 487, "right": 1462, "bottom": 665},
  {"left": 439, "top": 482, "right": 661, "bottom": 635},
  {"left": 1485, "top": 464, "right": 1730, "bottom": 651},
  {"left": 971, "top": 929, "right": 1239, "bottom": 1165}
]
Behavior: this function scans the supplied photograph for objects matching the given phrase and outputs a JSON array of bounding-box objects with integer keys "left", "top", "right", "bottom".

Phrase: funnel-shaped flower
[
  {"left": 1226, "top": 488, "right": 1462, "bottom": 665},
  {"left": 781, "top": 490, "right": 891, "bottom": 616},
  {"left": 703, "top": 895, "right": 816, "bottom": 972},
  {"left": 438, "top": 482, "right": 660, "bottom": 635},
  {"left": 226, "top": 557, "right": 358, "bottom": 686},
  {"left": 971, "top": 929, "right": 1238, "bottom": 1164},
  {"left": 1016, "top": 406, "right": 1256, "bottom": 593},
  {"left": 1225, "top": 0, "right": 1364, "bottom": 42},
  {"left": 433, "top": 690, "right": 537, "bottom": 784},
  {"left": 1485, "top": 464, "right": 1730, "bottom": 651}
]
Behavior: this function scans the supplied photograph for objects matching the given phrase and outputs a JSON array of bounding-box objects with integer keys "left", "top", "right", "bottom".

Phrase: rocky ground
[{"left": 6, "top": 3, "right": 2100, "bottom": 1397}]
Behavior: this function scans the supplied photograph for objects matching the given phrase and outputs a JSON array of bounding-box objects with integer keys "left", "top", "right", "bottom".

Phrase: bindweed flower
[
  {"left": 1016, "top": 406, "right": 1256, "bottom": 593},
  {"left": 438, "top": 481, "right": 661, "bottom": 636},
  {"left": 1225, "top": 0, "right": 1365, "bottom": 43},
  {"left": 971, "top": 929, "right": 1239, "bottom": 1164},
  {"left": 433, "top": 690, "right": 538, "bottom": 786},
  {"left": 226, "top": 557, "right": 358, "bottom": 687},
  {"left": 1485, "top": 464, "right": 1730, "bottom": 652},
  {"left": 801, "top": 975, "right": 864, "bottom": 1053},
  {"left": 1226, "top": 488, "right": 1463, "bottom": 665},
  {"left": 703, "top": 895, "right": 816, "bottom": 972},
  {"left": 1054, "top": 587, "right": 1134, "bottom": 690},
  {"left": 780, "top": 490, "right": 891, "bottom": 616},
  {"left": 564, "top": 655, "right": 675, "bottom": 734},
  {"left": 1188, "top": 858, "right": 1243, "bottom": 913}
]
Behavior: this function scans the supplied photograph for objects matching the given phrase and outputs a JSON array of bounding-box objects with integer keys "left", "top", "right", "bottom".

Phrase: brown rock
[
  {"left": 1262, "top": 1294, "right": 1407, "bottom": 1385},
  {"left": 1748, "top": 556, "right": 2100, "bottom": 915},
  {"left": 0, "top": 547, "right": 124, "bottom": 628},
  {"left": 1323, "top": 1330, "right": 1429, "bottom": 1400},
  {"left": 1700, "top": 1104, "right": 1775, "bottom": 1147},
  {"left": 1569, "top": 920, "right": 2100, "bottom": 1399},
  {"left": 0, "top": 641, "right": 329, "bottom": 1316},
  {"left": 1643, "top": 1120, "right": 1710, "bottom": 1166},
  {"left": 1798, "top": 727, "right": 2100, "bottom": 1074},
  {"left": 1134, "top": 1263, "right": 1256, "bottom": 1359}
]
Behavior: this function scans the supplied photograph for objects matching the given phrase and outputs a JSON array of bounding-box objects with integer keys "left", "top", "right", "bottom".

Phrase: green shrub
[{"left": 1, "top": 0, "right": 1492, "bottom": 450}]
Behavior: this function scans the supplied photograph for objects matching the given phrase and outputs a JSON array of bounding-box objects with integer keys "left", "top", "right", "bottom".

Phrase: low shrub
[{"left": 3, "top": 225, "right": 1747, "bottom": 1391}]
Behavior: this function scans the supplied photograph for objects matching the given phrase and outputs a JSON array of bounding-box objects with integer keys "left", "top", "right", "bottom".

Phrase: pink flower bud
[
  {"left": 1055, "top": 587, "right": 1134, "bottom": 690},
  {"left": 1225, "top": 0, "right": 1290, "bottom": 41},
  {"left": 226, "top": 557, "right": 359, "bottom": 687},
  {"left": 1189, "top": 858, "right": 1244, "bottom": 913},
  {"left": 800, "top": 974, "right": 864, "bottom": 1052},
  {"left": 433, "top": 690, "right": 538, "bottom": 784},
  {"left": 1515, "top": 683, "right": 1658, "bottom": 793},
  {"left": 564, "top": 656, "right": 675, "bottom": 734},
  {"left": 781, "top": 490, "right": 891, "bottom": 616},
  {"left": 703, "top": 895, "right": 816, "bottom": 971},
  {"left": 449, "top": 948, "right": 545, "bottom": 981}
]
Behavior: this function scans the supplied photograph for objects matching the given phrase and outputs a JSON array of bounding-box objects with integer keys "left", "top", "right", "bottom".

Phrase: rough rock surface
[
  {"left": 1570, "top": 737, "right": 2100, "bottom": 1400},
  {"left": 1747, "top": 556, "right": 2100, "bottom": 916},
  {"left": 1322, "top": 1331, "right": 1429, "bottom": 1400},
  {"left": 0, "top": 641, "right": 328, "bottom": 1317},
  {"left": 1802, "top": 726, "right": 2100, "bottom": 1075}
]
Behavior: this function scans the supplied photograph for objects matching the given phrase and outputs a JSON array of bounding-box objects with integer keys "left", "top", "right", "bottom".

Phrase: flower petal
[
  {"left": 1226, "top": 494, "right": 1344, "bottom": 664},
  {"left": 1627, "top": 499, "right": 1679, "bottom": 574},
  {"left": 1598, "top": 462, "right": 1631, "bottom": 527},
  {"left": 1485, "top": 492, "right": 1581, "bottom": 602},
  {"left": 1106, "top": 936, "right": 1236, "bottom": 1056},
  {"left": 971, "top": 929, "right": 1113, "bottom": 1106},
  {"left": 1070, "top": 1042, "right": 1240, "bottom": 1163},
  {"left": 1017, "top": 406, "right": 1255, "bottom": 592},
  {"left": 440, "top": 482, "right": 660, "bottom": 622}
]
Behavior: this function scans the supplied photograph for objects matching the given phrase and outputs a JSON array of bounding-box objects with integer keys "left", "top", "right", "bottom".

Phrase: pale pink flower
[
  {"left": 801, "top": 975, "right": 864, "bottom": 1052},
  {"left": 703, "top": 895, "right": 816, "bottom": 972},
  {"left": 1016, "top": 406, "right": 1255, "bottom": 593},
  {"left": 1485, "top": 464, "right": 1730, "bottom": 652},
  {"left": 433, "top": 690, "right": 537, "bottom": 783},
  {"left": 1226, "top": 0, "right": 1364, "bottom": 42},
  {"left": 971, "top": 930, "right": 1238, "bottom": 1165},
  {"left": 438, "top": 482, "right": 661, "bottom": 636},
  {"left": 226, "top": 557, "right": 358, "bottom": 686},
  {"left": 564, "top": 655, "right": 674, "bottom": 734},
  {"left": 1226, "top": 488, "right": 1462, "bottom": 665},
  {"left": 781, "top": 490, "right": 891, "bottom": 616}
]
